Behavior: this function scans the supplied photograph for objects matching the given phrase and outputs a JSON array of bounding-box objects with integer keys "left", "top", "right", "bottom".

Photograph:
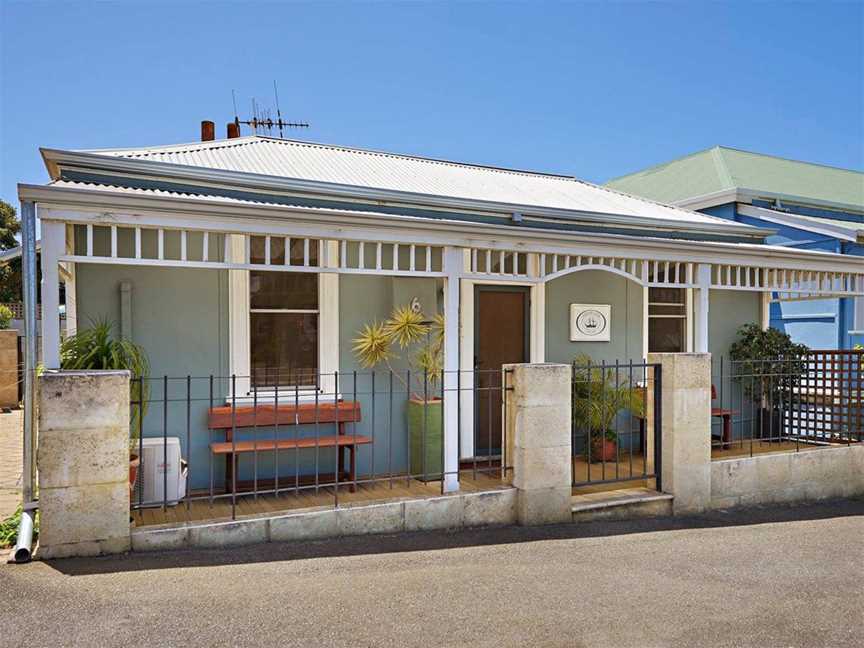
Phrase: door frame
[
  {"left": 458, "top": 278, "right": 545, "bottom": 459},
  {"left": 472, "top": 285, "right": 531, "bottom": 457}
]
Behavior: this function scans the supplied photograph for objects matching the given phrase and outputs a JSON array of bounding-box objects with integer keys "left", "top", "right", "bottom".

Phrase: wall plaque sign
[{"left": 569, "top": 304, "right": 611, "bottom": 342}]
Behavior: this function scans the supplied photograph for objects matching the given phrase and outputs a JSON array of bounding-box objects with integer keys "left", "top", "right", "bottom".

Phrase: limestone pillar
[
  {"left": 646, "top": 353, "right": 712, "bottom": 513},
  {"left": 37, "top": 370, "right": 131, "bottom": 558},
  {"left": 505, "top": 363, "right": 571, "bottom": 525}
]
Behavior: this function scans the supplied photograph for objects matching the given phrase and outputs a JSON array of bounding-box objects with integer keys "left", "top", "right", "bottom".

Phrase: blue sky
[{"left": 1, "top": 1, "right": 862, "bottom": 208}]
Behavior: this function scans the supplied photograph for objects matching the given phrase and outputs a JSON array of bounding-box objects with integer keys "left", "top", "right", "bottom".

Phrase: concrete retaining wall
[
  {"left": 132, "top": 488, "right": 517, "bottom": 552},
  {"left": 710, "top": 444, "right": 864, "bottom": 509}
]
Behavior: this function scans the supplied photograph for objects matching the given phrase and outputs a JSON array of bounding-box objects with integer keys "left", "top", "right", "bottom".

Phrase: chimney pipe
[
  {"left": 201, "top": 120, "right": 215, "bottom": 142},
  {"left": 227, "top": 122, "right": 240, "bottom": 139}
]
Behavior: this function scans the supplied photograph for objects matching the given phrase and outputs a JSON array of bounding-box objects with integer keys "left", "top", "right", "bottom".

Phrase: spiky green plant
[
  {"left": 60, "top": 319, "right": 150, "bottom": 449},
  {"left": 352, "top": 304, "right": 443, "bottom": 399},
  {"left": 571, "top": 353, "right": 645, "bottom": 444}
]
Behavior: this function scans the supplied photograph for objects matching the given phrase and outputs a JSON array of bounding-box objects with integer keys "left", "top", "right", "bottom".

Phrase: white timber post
[
  {"left": 694, "top": 263, "right": 711, "bottom": 353},
  {"left": 442, "top": 246, "right": 463, "bottom": 493},
  {"left": 40, "top": 220, "right": 65, "bottom": 368},
  {"left": 760, "top": 291, "right": 771, "bottom": 331},
  {"left": 527, "top": 253, "right": 546, "bottom": 363}
]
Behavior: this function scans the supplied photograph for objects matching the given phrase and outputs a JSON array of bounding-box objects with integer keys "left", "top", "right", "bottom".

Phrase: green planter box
[{"left": 408, "top": 398, "right": 443, "bottom": 481}]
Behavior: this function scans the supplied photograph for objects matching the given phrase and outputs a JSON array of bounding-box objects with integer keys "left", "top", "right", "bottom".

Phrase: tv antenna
[{"left": 232, "top": 82, "right": 309, "bottom": 138}]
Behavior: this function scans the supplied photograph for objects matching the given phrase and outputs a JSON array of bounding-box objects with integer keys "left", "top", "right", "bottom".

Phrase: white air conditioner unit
[{"left": 137, "top": 437, "right": 188, "bottom": 508}]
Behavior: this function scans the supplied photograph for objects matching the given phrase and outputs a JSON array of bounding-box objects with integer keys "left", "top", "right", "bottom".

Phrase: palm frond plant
[
  {"left": 352, "top": 305, "right": 444, "bottom": 399},
  {"left": 571, "top": 353, "right": 644, "bottom": 462},
  {"left": 60, "top": 319, "right": 150, "bottom": 449},
  {"left": 353, "top": 304, "right": 445, "bottom": 479}
]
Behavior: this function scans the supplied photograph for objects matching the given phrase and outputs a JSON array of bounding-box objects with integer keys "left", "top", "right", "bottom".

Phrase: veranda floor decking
[{"left": 132, "top": 470, "right": 510, "bottom": 528}]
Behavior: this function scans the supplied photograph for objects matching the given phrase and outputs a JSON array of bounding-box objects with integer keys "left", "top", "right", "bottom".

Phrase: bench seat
[{"left": 210, "top": 434, "right": 372, "bottom": 455}]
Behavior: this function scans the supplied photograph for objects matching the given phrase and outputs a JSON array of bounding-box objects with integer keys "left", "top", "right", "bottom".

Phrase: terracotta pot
[
  {"left": 590, "top": 437, "right": 617, "bottom": 462},
  {"left": 129, "top": 454, "right": 140, "bottom": 499}
]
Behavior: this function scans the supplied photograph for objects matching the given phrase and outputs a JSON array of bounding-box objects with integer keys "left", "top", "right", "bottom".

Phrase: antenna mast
[{"left": 232, "top": 81, "right": 309, "bottom": 138}]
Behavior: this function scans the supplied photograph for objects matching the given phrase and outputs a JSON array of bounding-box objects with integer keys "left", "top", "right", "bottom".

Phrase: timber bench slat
[
  {"left": 207, "top": 400, "right": 364, "bottom": 492},
  {"left": 207, "top": 401, "right": 361, "bottom": 430},
  {"left": 210, "top": 434, "right": 372, "bottom": 454}
]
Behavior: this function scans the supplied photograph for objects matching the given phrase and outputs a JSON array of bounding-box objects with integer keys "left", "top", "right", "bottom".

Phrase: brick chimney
[
  {"left": 227, "top": 122, "right": 240, "bottom": 139},
  {"left": 201, "top": 120, "right": 215, "bottom": 142}
]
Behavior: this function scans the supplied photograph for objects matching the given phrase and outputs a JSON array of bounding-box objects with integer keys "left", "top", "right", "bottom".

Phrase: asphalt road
[{"left": 2, "top": 499, "right": 863, "bottom": 648}]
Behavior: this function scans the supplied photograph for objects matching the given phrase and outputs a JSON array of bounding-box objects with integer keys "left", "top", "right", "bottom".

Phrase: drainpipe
[{"left": 12, "top": 199, "right": 39, "bottom": 563}]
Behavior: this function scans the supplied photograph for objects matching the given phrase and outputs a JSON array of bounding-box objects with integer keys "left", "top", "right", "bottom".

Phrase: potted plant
[
  {"left": 353, "top": 304, "right": 444, "bottom": 480},
  {"left": 59, "top": 319, "right": 150, "bottom": 495},
  {"left": 729, "top": 323, "right": 809, "bottom": 441},
  {"left": 571, "top": 353, "right": 644, "bottom": 462}
]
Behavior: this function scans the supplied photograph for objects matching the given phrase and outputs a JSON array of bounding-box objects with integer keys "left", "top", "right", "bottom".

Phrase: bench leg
[
  {"left": 348, "top": 446, "right": 356, "bottom": 493},
  {"left": 723, "top": 415, "right": 732, "bottom": 450},
  {"left": 225, "top": 453, "right": 234, "bottom": 494}
]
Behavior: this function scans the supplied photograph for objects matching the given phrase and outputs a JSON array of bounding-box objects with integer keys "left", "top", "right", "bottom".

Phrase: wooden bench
[{"left": 207, "top": 400, "right": 368, "bottom": 493}]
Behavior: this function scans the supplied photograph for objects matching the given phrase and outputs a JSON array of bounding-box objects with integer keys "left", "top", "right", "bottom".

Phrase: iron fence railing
[
  {"left": 130, "top": 369, "right": 512, "bottom": 518},
  {"left": 571, "top": 359, "right": 662, "bottom": 490},
  {"left": 711, "top": 350, "right": 863, "bottom": 456}
]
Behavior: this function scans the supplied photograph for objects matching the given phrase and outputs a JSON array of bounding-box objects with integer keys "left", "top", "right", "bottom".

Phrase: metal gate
[{"left": 571, "top": 359, "right": 662, "bottom": 490}]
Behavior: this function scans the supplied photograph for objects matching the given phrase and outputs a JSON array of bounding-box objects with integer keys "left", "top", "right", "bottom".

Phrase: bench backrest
[{"left": 208, "top": 400, "right": 362, "bottom": 430}]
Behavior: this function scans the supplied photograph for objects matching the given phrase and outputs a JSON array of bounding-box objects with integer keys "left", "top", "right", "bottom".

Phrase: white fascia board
[
  {"left": 38, "top": 148, "right": 768, "bottom": 239},
  {"left": 674, "top": 189, "right": 743, "bottom": 211},
  {"left": 675, "top": 186, "right": 864, "bottom": 217},
  {"left": 21, "top": 182, "right": 864, "bottom": 276},
  {"left": 738, "top": 204, "right": 863, "bottom": 242}
]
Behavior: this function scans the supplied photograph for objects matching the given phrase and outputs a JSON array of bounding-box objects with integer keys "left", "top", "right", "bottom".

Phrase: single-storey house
[
  {"left": 18, "top": 131, "right": 864, "bottom": 498},
  {"left": 607, "top": 146, "right": 864, "bottom": 350}
]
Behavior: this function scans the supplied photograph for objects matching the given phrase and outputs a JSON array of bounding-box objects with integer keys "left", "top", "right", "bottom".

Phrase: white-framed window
[
  {"left": 648, "top": 286, "right": 687, "bottom": 353},
  {"left": 229, "top": 236, "right": 338, "bottom": 399},
  {"left": 249, "top": 236, "right": 319, "bottom": 389}
]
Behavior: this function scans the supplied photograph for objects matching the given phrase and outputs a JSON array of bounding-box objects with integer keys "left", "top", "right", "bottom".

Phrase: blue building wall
[{"left": 698, "top": 202, "right": 863, "bottom": 350}]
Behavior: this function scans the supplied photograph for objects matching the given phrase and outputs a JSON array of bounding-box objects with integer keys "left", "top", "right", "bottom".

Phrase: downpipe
[{"left": 11, "top": 505, "right": 36, "bottom": 563}]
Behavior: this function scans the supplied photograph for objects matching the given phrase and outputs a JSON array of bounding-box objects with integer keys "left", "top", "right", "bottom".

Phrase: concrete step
[{"left": 571, "top": 487, "right": 673, "bottom": 522}]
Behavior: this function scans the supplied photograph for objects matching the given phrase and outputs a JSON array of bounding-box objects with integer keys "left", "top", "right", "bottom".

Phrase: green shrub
[
  {"left": 729, "top": 323, "right": 809, "bottom": 406},
  {"left": 0, "top": 304, "right": 13, "bottom": 330},
  {"left": 0, "top": 506, "right": 38, "bottom": 549}
]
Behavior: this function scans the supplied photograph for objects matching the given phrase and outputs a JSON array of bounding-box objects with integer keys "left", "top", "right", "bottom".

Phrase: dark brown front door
[{"left": 474, "top": 286, "right": 530, "bottom": 456}]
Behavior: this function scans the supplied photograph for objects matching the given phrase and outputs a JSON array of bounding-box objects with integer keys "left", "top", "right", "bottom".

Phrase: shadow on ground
[{"left": 44, "top": 496, "right": 864, "bottom": 577}]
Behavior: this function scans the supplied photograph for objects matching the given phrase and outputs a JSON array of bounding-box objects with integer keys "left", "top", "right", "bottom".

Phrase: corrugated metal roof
[
  {"left": 78, "top": 136, "right": 736, "bottom": 227},
  {"left": 606, "top": 146, "right": 864, "bottom": 210}
]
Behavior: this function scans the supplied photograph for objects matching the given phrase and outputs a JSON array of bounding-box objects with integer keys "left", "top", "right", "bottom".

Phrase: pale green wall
[
  {"left": 545, "top": 270, "right": 644, "bottom": 364},
  {"left": 76, "top": 264, "right": 231, "bottom": 490},
  {"left": 708, "top": 289, "right": 761, "bottom": 442},
  {"left": 75, "top": 265, "right": 442, "bottom": 489}
]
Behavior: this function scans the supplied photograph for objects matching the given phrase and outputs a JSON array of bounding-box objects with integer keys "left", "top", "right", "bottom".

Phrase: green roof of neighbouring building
[{"left": 606, "top": 146, "right": 864, "bottom": 212}]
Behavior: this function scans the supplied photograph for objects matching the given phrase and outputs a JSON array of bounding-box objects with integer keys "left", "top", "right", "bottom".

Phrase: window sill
[{"left": 224, "top": 390, "right": 343, "bottom": 406}]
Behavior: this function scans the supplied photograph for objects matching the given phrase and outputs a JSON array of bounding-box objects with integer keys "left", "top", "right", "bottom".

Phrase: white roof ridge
[{"left": 80, "top": 135, "right": 585, "bottom": 182}]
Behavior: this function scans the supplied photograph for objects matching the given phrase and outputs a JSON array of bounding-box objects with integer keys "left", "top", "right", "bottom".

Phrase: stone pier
[
  {"left": 505, "top": 363, "right": 572, "bottom": 525},
  {"left": 37, "top": 370, "right": 131, "bottom": 559}
]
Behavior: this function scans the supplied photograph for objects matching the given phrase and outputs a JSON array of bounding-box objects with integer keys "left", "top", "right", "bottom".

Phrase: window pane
[
  {"left": 250, "top": 271, "right": 318, "bottom": 310},
  {"left": 650, "top": 287, "right": 684, "bottom": 304},
  {"left": 649, "top": 317, "right": 685, "bottom": 353},
  {"left": 648, "top": 304, "right": 686, "bottom": 317},
  {"left": 250, "top": 313, "right": 318, "bottom": 387}
]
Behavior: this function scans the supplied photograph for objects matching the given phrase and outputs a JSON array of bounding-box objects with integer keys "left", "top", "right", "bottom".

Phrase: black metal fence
[
  {"left": 711, "top": 350, "right": 863, "bottom": 456},
  {"left": 571, "top": 359, "right": 662, "bottom": 490},
  {"left": 130, "top": 369, "right": 512, "bottom": 519}
]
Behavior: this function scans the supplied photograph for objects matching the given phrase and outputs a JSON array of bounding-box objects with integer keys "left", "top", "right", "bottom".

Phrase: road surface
[{"left": 2, "top": 498, "right": 862, "bottom": 647}]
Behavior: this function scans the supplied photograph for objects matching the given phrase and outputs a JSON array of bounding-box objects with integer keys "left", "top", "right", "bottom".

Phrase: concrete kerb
[{"left": 130, "top": 487, "right": 518, "bottom": 553}]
